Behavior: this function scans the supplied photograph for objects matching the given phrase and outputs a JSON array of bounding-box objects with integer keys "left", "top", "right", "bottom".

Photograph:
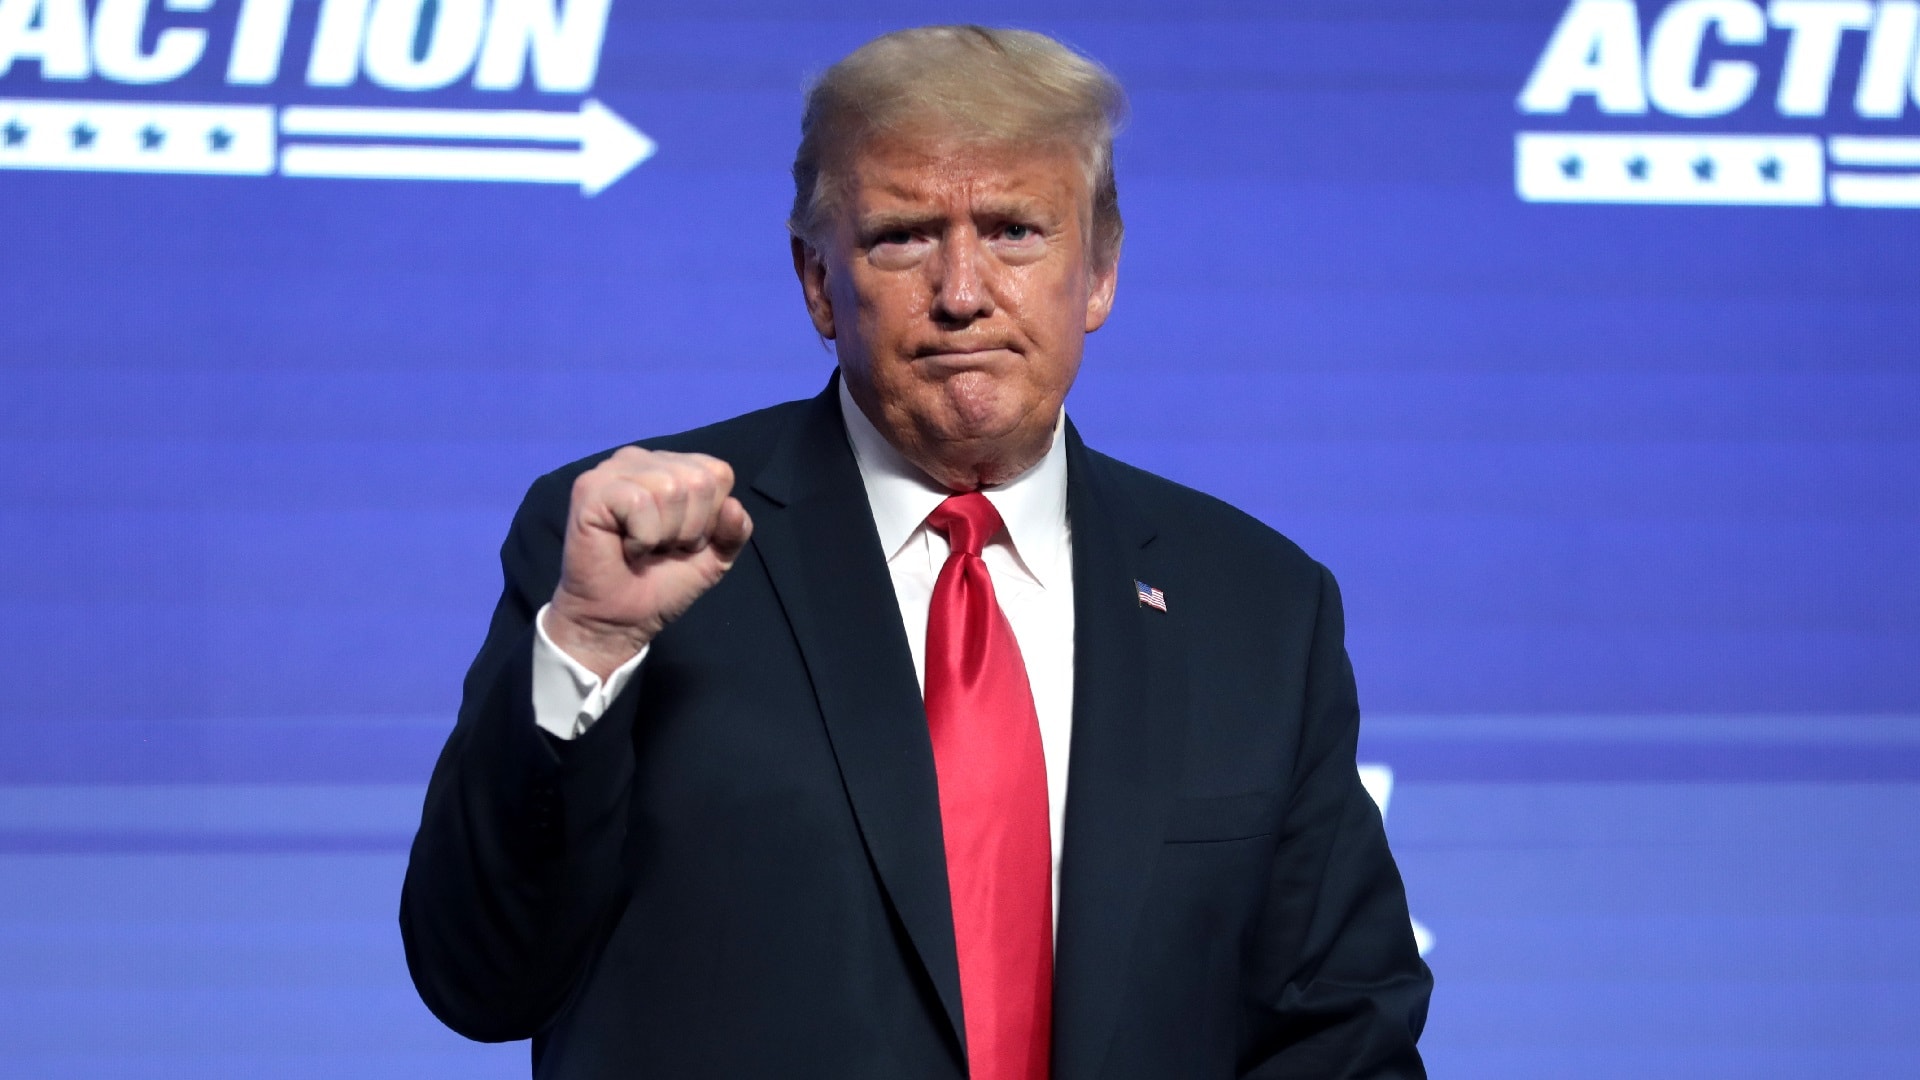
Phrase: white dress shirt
[{"left": 531, "top": 381, "right": 1077, "bottom": 906}]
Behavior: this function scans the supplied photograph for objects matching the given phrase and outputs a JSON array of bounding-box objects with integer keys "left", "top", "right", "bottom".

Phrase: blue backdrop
[{"left": 3, "top": 0, "right": 1917, "bottom": 1075}]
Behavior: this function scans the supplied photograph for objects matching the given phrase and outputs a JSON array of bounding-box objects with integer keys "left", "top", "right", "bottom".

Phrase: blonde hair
[{"left": 789, "top": 25, "right": 1127, "bottom": 269}]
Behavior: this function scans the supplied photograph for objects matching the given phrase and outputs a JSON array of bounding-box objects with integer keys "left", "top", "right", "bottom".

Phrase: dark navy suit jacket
[{"left": 401, "top": 379, "right": 1431, "bottom": 1078}]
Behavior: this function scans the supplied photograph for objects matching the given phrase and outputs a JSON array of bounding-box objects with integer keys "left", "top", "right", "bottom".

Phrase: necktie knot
[{"left": 927, "top": 491, "right": 1005, "bottom": 558}]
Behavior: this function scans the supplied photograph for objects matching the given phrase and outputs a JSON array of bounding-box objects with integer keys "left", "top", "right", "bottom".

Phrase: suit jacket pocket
[{"left": 1164, "top": 790, "right": 1279, "bottom": 844}]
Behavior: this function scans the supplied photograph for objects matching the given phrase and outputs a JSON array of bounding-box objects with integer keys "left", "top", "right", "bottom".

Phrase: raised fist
[{"left": 543, "top": 447, "right": 753, "bottom": 678}]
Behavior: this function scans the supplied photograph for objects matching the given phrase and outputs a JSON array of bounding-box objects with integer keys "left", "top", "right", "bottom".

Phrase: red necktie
[{"left": 923, "top": 492, "right": 1052, "bottom": 1080}]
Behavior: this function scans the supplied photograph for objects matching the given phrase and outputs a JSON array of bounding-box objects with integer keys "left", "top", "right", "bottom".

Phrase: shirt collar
[{"left": 837, "top": 375, "right": 1069, "bottom": 588}]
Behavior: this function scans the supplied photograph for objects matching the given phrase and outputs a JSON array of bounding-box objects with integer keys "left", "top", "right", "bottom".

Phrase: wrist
[{"left": 540, "top": 602, "right": 653, "bottom": 681}]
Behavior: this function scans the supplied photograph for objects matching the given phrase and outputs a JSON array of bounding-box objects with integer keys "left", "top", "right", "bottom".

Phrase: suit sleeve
[
  {"left": 399, "top": 471, "right": 642, "bottom": 1042},
  {"left": 1239, "top": 563, "right": 1432, "bottom": 1079}
]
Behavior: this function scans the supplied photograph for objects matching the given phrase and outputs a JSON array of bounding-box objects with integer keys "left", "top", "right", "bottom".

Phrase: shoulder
[
  {"left": 1074, "top": 442, "right": 1335, "bottom": 608},
  {"left": 1080, "top": 445, "right": 1323, "bottom": 570}
]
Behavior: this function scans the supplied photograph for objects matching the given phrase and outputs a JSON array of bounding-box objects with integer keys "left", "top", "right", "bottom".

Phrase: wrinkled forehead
[{"left": 831, "top": 131, "right": 1094, "bottom": 222}]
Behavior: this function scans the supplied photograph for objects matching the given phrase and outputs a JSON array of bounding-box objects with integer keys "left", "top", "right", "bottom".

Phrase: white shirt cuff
[{"left": 531, "top": 603, "right": 648, "bottom": 740}]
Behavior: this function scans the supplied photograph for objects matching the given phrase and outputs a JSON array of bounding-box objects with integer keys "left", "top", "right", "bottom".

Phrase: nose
[{"left": 930, "top": 228, "right": 994, "bottom": 325}]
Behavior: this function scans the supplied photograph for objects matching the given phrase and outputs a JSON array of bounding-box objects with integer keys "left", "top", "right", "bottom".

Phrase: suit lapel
[
  {"left": 746, "top": 382, "right": 968, "bottom": 1059},
  {"left": 744, "top": 392, "right": 1184, "bottom": 1075},
  {"left": 1052, "top": 427, "right": 1188, "bottom": 1080}
]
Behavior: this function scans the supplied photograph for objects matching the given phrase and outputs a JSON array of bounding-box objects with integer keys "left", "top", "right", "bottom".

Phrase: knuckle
[
  {"left": 572, "top": 476, "right": 612, "bottom": 514},
  {"left": 611, "top": 447, "right": 657, "bottom": 478},
  {"left": 649, "top": 473, "right": 685, "bottom": 502}
]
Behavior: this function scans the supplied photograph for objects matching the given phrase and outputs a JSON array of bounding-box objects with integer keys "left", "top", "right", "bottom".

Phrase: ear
[
  {"left": 1083, "top": 253, "right": 1119, "bottom": 333},
  {"left": 792, "top": 235, "right": 837, "bottom": 340}
]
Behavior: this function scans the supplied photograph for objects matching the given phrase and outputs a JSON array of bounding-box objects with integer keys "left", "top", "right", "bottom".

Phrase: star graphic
[
  {"left": 139, "top": 124, "right": 165, "bottom": 151},
  {"left": 1691, "top": 156, "right": 1715, "bottom": 181},
  {"left": 208, "top": 126, "right": 233, "bottom": 152},
  {"left": 1757, "top": 157, "right": 1782, "bottom": 182},
  {"left": 1559, "top": 154, "right": 1583, "bottom": 180},
  {"left": 2, "top": 119, "right": 26, "bottom": 147},
  {"left": 70, "top": 121, "right": 96, "bottom": 149},
  {"left": 1625, "top": 155, "right": 1649, "bottom": 180}
]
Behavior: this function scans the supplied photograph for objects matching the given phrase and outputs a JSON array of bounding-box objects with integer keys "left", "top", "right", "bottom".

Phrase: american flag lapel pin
[{"left": 1134, "top": 580, "right": 1168, "bottom": 612}]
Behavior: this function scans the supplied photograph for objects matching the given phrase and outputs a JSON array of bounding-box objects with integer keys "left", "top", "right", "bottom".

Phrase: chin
[{"left": 932, "top": 372, "right": 1034, "bottom": 435}]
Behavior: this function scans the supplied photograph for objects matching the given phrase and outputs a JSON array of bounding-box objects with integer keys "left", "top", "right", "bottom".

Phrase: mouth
[{"left": 912, "top": 345, "right": 1021, "bottom": 367}]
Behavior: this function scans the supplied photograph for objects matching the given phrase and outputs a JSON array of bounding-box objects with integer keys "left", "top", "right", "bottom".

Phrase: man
[{"left": 402, "top": 25, "right": 1430, "bottom": 1080}]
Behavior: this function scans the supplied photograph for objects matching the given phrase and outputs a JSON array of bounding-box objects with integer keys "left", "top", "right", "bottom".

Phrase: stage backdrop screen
[{"left": 3, "top": 1, "right": 1916, "bottom": 1075}]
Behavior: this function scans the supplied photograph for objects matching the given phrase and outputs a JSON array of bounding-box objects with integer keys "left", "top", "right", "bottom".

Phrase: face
[{"left": 793, "top": 133, "right": 1118, "bottom": 490}]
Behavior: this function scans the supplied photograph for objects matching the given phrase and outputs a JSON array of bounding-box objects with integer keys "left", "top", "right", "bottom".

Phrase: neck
[
  {"left": 902, "top": 432, "right": 1052, "bottom": 492},
  {"left": 879, "top": 410, "right": 1055, "bottom": 493}
]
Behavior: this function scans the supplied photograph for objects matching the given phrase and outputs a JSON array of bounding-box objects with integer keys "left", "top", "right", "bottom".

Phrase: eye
[
  {"left": 864, "top": 226, "right": 930, "bottom": 269},
  {"left": 866, "top": 226, "right": 924, "bottom": 250},
  {"left": 1002, "top": 223, "right": 1034, "bottom": 241}
]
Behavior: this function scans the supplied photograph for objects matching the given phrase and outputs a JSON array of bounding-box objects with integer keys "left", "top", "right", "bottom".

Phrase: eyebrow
[
  {"left": 856, "top": 198, "right": 1060, "bottom": 235},
  {"left": 969, "top": 196, "right": 1056, "bottom": 223},
  {"left": 856, "top": 210, "right": 944, "bottom": 235}
]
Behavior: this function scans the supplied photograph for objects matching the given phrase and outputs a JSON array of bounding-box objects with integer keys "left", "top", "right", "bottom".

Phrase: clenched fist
[{"left": 544, "top": 447, "right": 753, "bottom": 679}]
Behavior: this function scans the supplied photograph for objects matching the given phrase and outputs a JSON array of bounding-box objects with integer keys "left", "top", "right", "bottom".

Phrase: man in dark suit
[{"left": 402, "top": 25, "right": 1430, "bottom": 1080}]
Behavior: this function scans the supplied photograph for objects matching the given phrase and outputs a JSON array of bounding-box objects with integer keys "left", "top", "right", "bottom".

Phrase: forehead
[{"left": 838, "top": 134, "right": 1088, "bottom": 216}]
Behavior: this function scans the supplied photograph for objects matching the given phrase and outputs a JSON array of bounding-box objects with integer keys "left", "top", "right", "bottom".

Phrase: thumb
[{"left": 710, "top": 497, "right": 754, "bottom": 563}]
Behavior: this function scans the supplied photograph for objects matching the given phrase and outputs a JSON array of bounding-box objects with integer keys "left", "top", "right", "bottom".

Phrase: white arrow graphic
[
  {"left": 1827, "top": 136, "right": 1920, "bottom": 209},
  {"left": 278, "top": 99, "right": 654, "bottom": 196},
  {"left": 1, "top": 97, "right": 653, "bottom": 194}
]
